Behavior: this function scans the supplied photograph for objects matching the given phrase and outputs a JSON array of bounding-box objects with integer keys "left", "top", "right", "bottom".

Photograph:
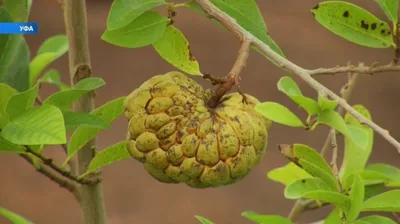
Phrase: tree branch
[
  {"left": 309, "top": 62, "right": 400, "bottom": 76},
  {"left": 195, "top": 0, "right": 400, "bottom": 155},
  {"left": 63, "top": 0, "right": 106, "bottom": 223},
  {"left": 20, "top": 154, "right": 79, "bottom": 200}
]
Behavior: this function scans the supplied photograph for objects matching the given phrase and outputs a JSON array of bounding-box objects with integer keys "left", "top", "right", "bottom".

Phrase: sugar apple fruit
[{"left": 124, "top": 71, "right": 271, "bottom": 188}]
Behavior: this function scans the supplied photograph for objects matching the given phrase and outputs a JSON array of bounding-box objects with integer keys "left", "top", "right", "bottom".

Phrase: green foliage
[
  {"left": 29, "top": 35, "right": 69, "bottom": 86},
  {"left": 65, "top": 97, "right": 126, "bottom": 165},
  {"left": 195, "top": 215, "right": 215, "bottom": 224},
  {"left": 354, "top": 215, "right": 397, "bottom": 224},
  {"left": 153, "top": 25, "right": 202, "bottom": 76},
  {"left": 311, "top": 1, "right": 395, "bottom": 48},
  {"left": 102, "top": 11, "right": 169, "bottom": 48},
  {"left": 6, "top": 84, "right": 39, "bottom": 120},
  {"left": 267, "top": 162, "right": 311, "bottom": 186},
  {"left": 80, "top": 141, "right": 131, "bottom": 178},
  {"left": 254, "top": 102, "right": 304, "bottom": 127},
  {"left": 3, "top": 0, "right": 31, "bottom": 22},
  {"left": 277, "top": 77, "right": 320, "bottom": 116},
  {"left": 241, "top": 211, "right": 292, "bottom": 224},
  {"left": 43, "top": 77, "right": 105, "bottom": 109},
  {"left": 317, "top": 95, "right": 338, "bottom": 111},
  {"left": 361, "top": 190, "right": 400, "bottom": 212},
  {"left": 375, "top": 0, "right": 398, "bottom": 22},
  {"left": 106, "top": 0, "right": 166, "bottom": 30},
  {"left": 0, "top": 207, "right": 33, "bottom": 224},
  {"left": 1, "top": 105, "right": 67, "bottom": 145},
  {"left": 323, "top": 208, "right": 341, "bottom": 224},
  {"left": 347, "top": 174, "right": 364, "bottom": 222},
  {"left": 62, "top": 111, "right": 110, "bottom": 131},
  {"left": 39, "top": 69, "right": 70, "bottom": 90},
  {"left": 0, "top": 83, "right": 18, "bottom": 128},
  {"left": 0, "top": 136, "right": 24, "bottom": 153}
]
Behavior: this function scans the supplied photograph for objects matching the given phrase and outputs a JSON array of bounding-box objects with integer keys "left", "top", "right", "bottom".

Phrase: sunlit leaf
[
  {"left": 241, "top": 211, "right": 292, "bottom": 224},
  {"left": 323, "top": 208, "right": 342, "bottom": 224},
  {"left": 362, "top": 190, "right": 400, "bottom": 212},
  {"left": 62, "top": 111, "right": 110, "bottom": 131},
  {"left": 0, "top": 83, "right": 17, "bottom": 128},
  {"left": 153, "top": 25, "right": 201, "bottom": 76},
  {"left": 195, "top": 216, "right": 215, "bottom": 224},
  {"left": 6, "top": 84, "right": 39, "bottom": 119},
  {"left": 354, "top": 215, "right": 397, "bottom": 224},
  {"left": 318, "top": 94, "right": 338, "bottom": 111},
  {"left": 311, "top": 1, "right": 395, "bottom": 48},
  {"left": 255, "top": 102, "right": 304, "bottom": 127},
  {"left": 40, "top": 69, "right": 70, "bottom": 90},
  {"left": 267, "top": 162, "right": 312, "bottom": 186},
  {"left": 375, "top": 0, "right": 398, "bottom": 22},
  {"left": 102, "top": 11, "right": 168, "bottom": 48},
  {"left": 347, "top": 174, "right": 364, "bottom": 222},
  {"left": 107, "top": 0, "right": 166, "bottom": 30},
  {"left": 0, "top": 207, "right": 33, "bottom": 224}
]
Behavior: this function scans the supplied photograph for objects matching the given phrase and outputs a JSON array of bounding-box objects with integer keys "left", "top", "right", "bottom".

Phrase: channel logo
[{"left": 0, "top": 22, "right": 38, "bottom": 34}]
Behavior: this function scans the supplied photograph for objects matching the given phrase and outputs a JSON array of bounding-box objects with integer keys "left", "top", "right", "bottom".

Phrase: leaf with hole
[
  {"left": 107, "top": 0, "right": 166, "bottom": 30},
  {"left": 279, "top": 144, "right": 339, "bottom": 191},
  {"left": 277, "top": 77, "right": 319, "bottom": 115},
  {"left": 362, "top": 189, "right": 400, "bottom": 212},
  {"left": 194, "top": 216, "right": 215, "bottom": 224},
  {"left": 354, "top": 215, "right": 397, "bottom": 224},
  {"left": 255, "top": 102, "right": 304, "bottom": 127},
  {"left": 0, "top": 83, "right": 17, "bottom": 128},
  {"left": 0, "top": 136, "right": 24, "bottom": 153},
  {"left": 29, "top": 35, "right": 68, "bottom": 86},
  {"left": 153, "top": 25, "right": 201, "bottom": 76},
  {"left": 80, "top": 141, "right": 131, "bottom": 178},
  {"left": 0, "top": 9, "right": 30, "bottom": 92},
  {"left": 284, "top": 177, "right": 350, "bottom": 211},
  {"left": 6, "top": 84, "right": 39, "bottom": 120},
  {"left": 1, "top": 105, "right": 66, "bottom": 145},
  {"left": 0, "top": 207, "right": 33, "bottom": 224},
  {"left": 375, "top": 0, "right": 398, "bottom": 22},
  {"left": 40, "top": 69, "right": 70, "bottom": 90},
  {"left": 102, "top": 11, "right": 168, "bottom": 49},
  {"left": 267, "top": 162, "right": 312, "bottom": 186},
  {"left": 339, "top": 105, "right": 373, "bottom": 187},
  {"left": 62, "top": 111, "right": 110, "bottom": 132},
  {"left": 318, "top": 94, "right": 338, "bottom": 111},
  {"left": 311, "top": 1, "right": 395, "bottom": 48},
  {"left": 241, "top": 211, "right": 292, "bottom": 224},
  {"left": 65, "top": 97, "right": 126, "bottom": 165},
  {"left": 347, "top": 174, "right": 365, "bottom": 222},
  {"left": 43, "top": 77, "right": 105, "bottom": 109}
]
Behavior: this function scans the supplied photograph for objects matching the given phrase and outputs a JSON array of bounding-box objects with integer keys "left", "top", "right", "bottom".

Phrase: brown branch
[
  {"left": 309, "top": 62, "right": 400, "bottom": 76},
  {"left": 205, "top": 38, "right": 251, "bottom": 108},
  {"left": 20, "top": 154, "right": 79, "bottom": 200},
  {"left": 329, "top": 128, "right": 339, "bottom": 182},
  {"left": 194, "top": 0, "right": 400, "bottom": 155},
  {"left": 24, "top": 146, "right": 97, "bottom": 185}
]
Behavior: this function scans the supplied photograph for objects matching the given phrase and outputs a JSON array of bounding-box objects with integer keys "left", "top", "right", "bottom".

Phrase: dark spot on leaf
[
  {"left": 380, "top": 23, "right": 384, "bottom": 26},
  {"left": 302, "top": 179, "right": 306, "bottom": 183},
  {"left": 312, "top": 4, "right": 319, "bottom": 10},
  {"left": 371, "top": 23, "right": 377, "bottom": 30},
  {"left": 343, "top": 10, "right": 349, "bottom": 17},
  {"left": 360, "top": 20, "right": 369, "bottom": 30},
  {"left": 188, "top": 45, "right": 196, "bottom": 62}
]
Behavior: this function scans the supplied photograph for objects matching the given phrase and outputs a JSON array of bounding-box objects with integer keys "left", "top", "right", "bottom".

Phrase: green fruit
[{"left": 124, "top": 71, "right": 271, "bottom": 188}]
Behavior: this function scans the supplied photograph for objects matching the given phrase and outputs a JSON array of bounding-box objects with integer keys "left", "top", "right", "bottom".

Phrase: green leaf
[
  {"left": 323, "top": 208, "right": 342, "bottom": 224},
  {"left": 0, "top": 9, "right": 30, "bottom": 92},
  {"left": 279, "top": 144, "right": 339, "bottom": 191},
  {"left": 318, "top": 94, "right": 338, "bottom": 111},
  {"left": 339, "top": 105, "right": 374, "bottom": 187},
  {"left": 102, "top": 11, "right": 168, "bottom": 48},
  {"left": 1, "top": 105, "right": 66, "bottom": 145},
  {"left": 311, "top": 1, "right": 395, "bottom": 48},
  {"left": 43, "top": 77, "right": 105, "bottom": 109},
  {"left": 65, "top": 97, "right": 126, "bottom": 164},
  {"left": 284, "top": 177, "right": 350, "bottom": 210},
  {"left": 6, "top": 84, "right": 39, "bottom": 120},
  {"left": 153, "top": 25, "right": 201, "bottom": 76},
  {"left": 362, "top": 190, "right": 400, "bottom": 212},
  {"left": 0, "top": 83, "right": 17, "bottom": 128},
  {"left": 277, "top": 77, "right": 320, "bottom": 115},
  {"left": 254, "top": 102, "right": 304, "bottom": 127},
  {"left": 62, "top": 111, "right": 110, "bottom": 132},
  {"left": 29, "top": 35, "right": 68, "bottom": 86},
  {"left": 364, "top": 183, "right": 386, "bottom": 200},
  {"left": 107, "top": 0, "right": 166, "bottom": 30},
  {"left": 4, "top": 0, "right": 30, "bottom": 22},
  {"left": 365, "top": 164, "right": 400, "bottom": 181},
  {"left": 375, "top": 0, "right": 398, "bottom": 22},
  {"left": 194, "top": 216, "right": 215, "bottom": 224},
  {"left": 80, "top": 141, "right": 131, "bottom": 178},
  {"left": 0, "top": 136, "right": 24, "bottom": 153},
  {"left": 347, "top": 174, "right": 365, "bottom": 222},
  {"left": 354, "top": 215, "right": 397, "bottom": 224},
  {"left": 241, "top": 211, "right": 292, "bottom": 224},
  {"left": 318, "top": 109, "right": 350, "bottom": 136},
  {"left": 0, "top": 207, "right": 33, "bottom": 224},
  {"left": 267, "top": 162, "right": 312, "bottom": 186},
  {"left": 387, "top": 180, "right": 400, "bottom": 187},
  {"left": 40, "top": 69, "right": 70, "bottom": 90}
]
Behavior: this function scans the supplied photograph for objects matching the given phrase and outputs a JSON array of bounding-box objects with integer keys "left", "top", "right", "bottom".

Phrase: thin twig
[
  {"left": 20, "top": 154, "right": 79, "bottom": 200},
  {"left": 24, "top": 146, "right": 97, "bottom": 185},
  {"left": 194, "top": 0, "right": 400, "bottom": 155},
  {"left": 309, "top": 62, "right": 400, "bottom": 76},
  {"left": 329, "top": 128, "right": 339, "bottom": 182}
]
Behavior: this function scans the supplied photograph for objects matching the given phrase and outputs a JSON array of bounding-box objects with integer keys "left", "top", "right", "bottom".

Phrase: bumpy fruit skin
[{"left": 124, "top": 71, "right": 271, "bottom": 188}]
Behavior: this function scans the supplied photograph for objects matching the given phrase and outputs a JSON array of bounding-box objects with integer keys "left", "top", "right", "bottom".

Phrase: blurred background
[{"left": 0, "top": 0, "right": 399, "bottom": 223}]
